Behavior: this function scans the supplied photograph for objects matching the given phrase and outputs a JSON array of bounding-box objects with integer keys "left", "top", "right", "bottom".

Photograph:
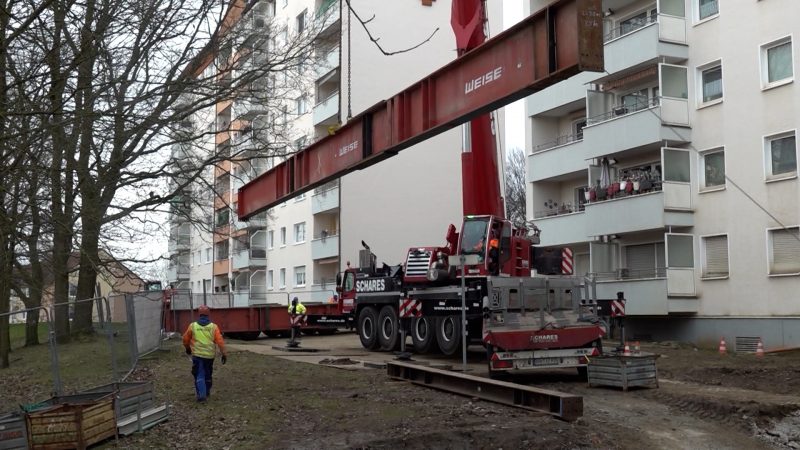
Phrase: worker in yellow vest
[
  {"left": 182, "top": 305, "right": 227, "bottom": 402},
  {"left": 288, "top": 297, "right": 307, "bottom": 315}
]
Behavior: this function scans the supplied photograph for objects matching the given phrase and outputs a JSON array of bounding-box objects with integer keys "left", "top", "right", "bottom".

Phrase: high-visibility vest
[
  {"left": 191, "top": 322, "right": 217, "bottom": 358},
  {"left": 288, "top": 303, "right": 307, "bottom": 315}
]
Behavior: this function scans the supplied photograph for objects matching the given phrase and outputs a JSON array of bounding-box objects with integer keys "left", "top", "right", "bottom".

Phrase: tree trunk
[
  {"left": 25, "top": 312, "right": 40, "bottom": 347},
  {"left": 72, "top": 221, "right": 100, "bottom": 336}
]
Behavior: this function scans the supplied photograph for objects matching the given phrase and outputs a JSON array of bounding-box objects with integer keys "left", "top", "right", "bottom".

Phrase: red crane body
[
  {"left": 229, "top": 0, "right": 610, "bottom": 377},
  {"left": 452, "top": 0, "right": 504, "bottom": 218}
]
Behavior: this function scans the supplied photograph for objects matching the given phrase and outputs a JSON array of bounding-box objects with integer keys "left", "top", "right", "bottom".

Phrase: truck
[{"left": 233, "top": 0, "right": 610, "bottom": 377}]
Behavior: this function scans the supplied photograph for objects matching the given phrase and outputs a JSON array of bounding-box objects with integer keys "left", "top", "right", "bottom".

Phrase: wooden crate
[
  {"left": 25, "top": 394, "right": 116, "bottom": 450},
  {"left": 82, "top": 382, "right": 154, "bottom": 420},
  {"left": 0, "top": 413, "right": 28, "bottom": 450},
  {"left": 587, "top": 353, "right": 659, "bottom": 391}
]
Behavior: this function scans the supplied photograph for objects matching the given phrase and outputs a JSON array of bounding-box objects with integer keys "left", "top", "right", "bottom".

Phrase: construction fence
[{"left": 1, "top": 291, "right": 167, "bottom": 401}]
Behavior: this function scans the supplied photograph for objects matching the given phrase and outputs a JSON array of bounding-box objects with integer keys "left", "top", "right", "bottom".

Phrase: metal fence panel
[{"left": 128, "top": 291, "right": 164, "bottom": 357}]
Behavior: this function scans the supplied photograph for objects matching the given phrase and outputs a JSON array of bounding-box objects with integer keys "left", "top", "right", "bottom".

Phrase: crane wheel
[
  {"left": 377, "top": 305, "right": 400, "bottom": 351},
  {"left": 411, "top": 316, "right": 439, "bottom": 354},
  {"left": 357, "top": 306, "right": 380, "bottom": 350},
  {"left": 436, "top": 315, "right": 462, "bottom": 356}
]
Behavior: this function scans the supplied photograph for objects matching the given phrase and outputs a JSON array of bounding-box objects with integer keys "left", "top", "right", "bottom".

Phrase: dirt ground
[{"left": 3, "top": 333, "right": 800, "bottom": 449}]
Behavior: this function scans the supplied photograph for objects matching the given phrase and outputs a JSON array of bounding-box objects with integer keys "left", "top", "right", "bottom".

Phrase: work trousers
[{"left": 191, "top": 356, "right": 214, "bottom": 401}]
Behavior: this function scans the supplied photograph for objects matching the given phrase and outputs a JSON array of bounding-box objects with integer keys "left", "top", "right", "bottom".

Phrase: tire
[
  {"left": 357, "top": 306, "right": 379, "bottom": 350},
  {"left": 411, "top": 316, "right": 439, "bottom": 354},
  {"left": 377, "top": 305, "right": 400, "bottom": 351},
  {"left": 436, "top": 315, "right": 462, "bottom": 356}
]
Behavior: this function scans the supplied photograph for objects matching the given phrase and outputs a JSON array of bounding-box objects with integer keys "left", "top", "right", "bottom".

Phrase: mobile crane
[{"left": 237, "top": 0, "right": 609, "bottom": 376}]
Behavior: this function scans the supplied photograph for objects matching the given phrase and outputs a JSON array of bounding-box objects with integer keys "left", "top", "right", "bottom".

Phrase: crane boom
[{"left": 238, "top": 0, "right": 603, "bottom": 220}]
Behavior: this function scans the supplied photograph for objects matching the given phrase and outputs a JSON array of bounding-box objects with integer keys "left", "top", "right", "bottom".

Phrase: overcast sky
[{"left": 503, "top": 0, "right": 525, "bottom": 153}]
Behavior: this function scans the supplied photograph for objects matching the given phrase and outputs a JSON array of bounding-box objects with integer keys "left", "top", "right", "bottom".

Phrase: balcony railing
[
  {"left": 591, "top": 267, "right": 667, "bottom": 281},
  {"left": 532, "top": 133, "right": 583, "bottom": 154},
  {"left": 586, "top": 179, "right": 662, "bottom": 204},
  {"left": 604, "top": 14, "right": 656, "bottom": 43},
  {"left": 533, "top": 204, "right": 584, "bottom": 220},
  {"left": 587, "top": 96, "right": 660, "bottom": 126}
]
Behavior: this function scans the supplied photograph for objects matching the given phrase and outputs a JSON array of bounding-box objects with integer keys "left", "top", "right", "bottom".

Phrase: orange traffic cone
[
  {"left": 718, "top": 337, "right": 727, "bottom": 355},
  {"left": 623, "top": 343, "right": 632, "bottom": 356},
  {"left": 756, "top": 339, "right": 765, "bottom": 358}
]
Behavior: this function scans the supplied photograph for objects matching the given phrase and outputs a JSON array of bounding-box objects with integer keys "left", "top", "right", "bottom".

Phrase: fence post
[
  {"left": 125, "top": 294, "right": 139, "bottom": 376},
  {"left": 46, "top": 306, "right": 63, "bottom": 396},
  {"left": 99, "top": 297, "right": 120, "bottom": 382}
]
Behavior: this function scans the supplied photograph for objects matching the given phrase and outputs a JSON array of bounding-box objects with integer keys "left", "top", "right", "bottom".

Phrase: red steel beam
[{"left": 238, "top": 0, "right": 603, "bottom": 219}]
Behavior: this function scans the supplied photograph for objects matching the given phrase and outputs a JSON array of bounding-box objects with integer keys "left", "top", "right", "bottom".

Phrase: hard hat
[{"left": 198, "top": 305, "right": 210, "bottom": 315}]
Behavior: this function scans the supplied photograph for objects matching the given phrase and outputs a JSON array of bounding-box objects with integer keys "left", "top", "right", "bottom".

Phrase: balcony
[
  {"left": 312, "top": 185, "right": 339, "bottom": 214},
  {"left": 312, "top": 234, "right": 339, "bottom": 261},
  {"left": 603, "top": 14, "right": 688, "bottom": 75},
  {"left": 231, "top": 248, "right": 267, "bottom": 270},
  {"left": 593, "top": 272, "right": 698, "bottom": 315},
  {"left": 315, "top": 47, "right": 339, "bottom": 80},
  {"left": 528, "top": 137, "right": 588, "bottom": 182},
  {"left": 166, "top": 264, "right": 190, "bottom": 282},
  {"left": 232, "top": 97, "right": 268, "bottom": 122},
  {"left": 313, "top": 92, "right": 339, "bottom": 126},
  {"left": 584, "top": 190, "right": 692, "bottom": 237},
  {"left": 168, "top": 235, "right": 191, "bottom": 253},
  {"left": 232, "top": 291, "right": 250, "bottom": 308},
  {"left": 534, "top": 211, "right": 589, "bottom": 247},
  {"left": 583, "top": 97, "right": 691, "bottom": 159},
  {"left": 315, "top": 0, "right": 340, "bottom": 38}
]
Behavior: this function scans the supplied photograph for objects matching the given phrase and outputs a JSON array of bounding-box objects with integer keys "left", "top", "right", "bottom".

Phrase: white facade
[{"left": 525, "top": 0, "right": 800, "bottom": 349}]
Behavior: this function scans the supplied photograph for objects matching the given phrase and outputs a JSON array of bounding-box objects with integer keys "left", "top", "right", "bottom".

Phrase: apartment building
[
  {"left": 525, "top": 0, "right": 799, "bottom": 349},
  {"left": 168, "top": 1, "right": 506, "bottom": 305}
]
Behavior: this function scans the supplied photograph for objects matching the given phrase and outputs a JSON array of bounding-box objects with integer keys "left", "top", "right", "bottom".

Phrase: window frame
[
  {"left": 763, "top": 129, "right": 798, "bottom": 182},
  {"left": 267, "top": 269, "right": 274, "bottom": 290},
  {"left": 693, "top": 0, "right": 719, "bottom": 25},
  {"left": 293, "top": 222, "right": 306, "bottom": 244},
  {"left": 698, "top": 147, "right": 726, "bottom": 193},
  {"left": 760, "top": 35, "right": 794, "bottom": 90},
  {"left": 280, "top": 226, "right": 287, "bottom": 247},
  {"left": 279, "top": 268, "right": 286, "bottom": 288},
  {"left": 294, "top": 265, "right": 306, "bottom": 287},
  {"left": 696, "top": 60, "right": 723, "bottom": 108},
  {"left": 766, "top": 226, "right": 800, "bottom": 277},
  {"left": 700, "top": 233, "right": 730, "bottom": 279},
  {"left": 268, "top": 230, "right": 274, "bottom": 249}
]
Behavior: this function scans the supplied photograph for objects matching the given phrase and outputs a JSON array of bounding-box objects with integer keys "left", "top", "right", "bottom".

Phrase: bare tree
[{"left": 504, "top": 147, "right": 527, "bottom": 228}]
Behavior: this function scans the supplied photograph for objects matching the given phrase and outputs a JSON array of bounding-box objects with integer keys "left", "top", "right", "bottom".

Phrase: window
[
  {"left": 701, "top": 235, "right": 729, "bottom": 278},
  {"left": 215, "top": 208, "right": 230, "bottom": 228},
  {"left": 623, "top": 242, "right": 665, "bottom": 278},
  {"left": 279, "top": 268, "right": 286, "bottom": 288},
  {"left": 205, "top": 248, "right": 211, "bottom": 263},
  {"left": 294, "top": 222, "right": 306, "bottom": 243},
  {"left": 764, "top": 131, "right": 797, "bottom": 180},
  {"left": 768, "top": 227, "right": 800, "bottom": 275},
  {"left": 296, "top": 9, "right": 307, "bottom": 33},
  {"left": 761, "top": 37, "right": 794, "bottom": 88},
  {"left": 697, "top": 0, "right": 718, "bottom": 21},
  {"left": 573, "top": 118, "right": 587, "bottom": 140},
  {"left": 294, "top": 266, "right": 306, "bottom": 287},
  {"left": 268, "top": 270, "right": 274, "bottom": 289},
  {"left": 280, "top": 227, "right": 287, "bottom": 246},
  {"left": 698, "top": 63, "right": 723, "bottom": 104},
  {"left": 268, "top": 230, "right": 274, "bottom": 249},
  {"left": 295, "top": 96, "right": 307, "bottom": 114},
  {"left": 700, "top": 148, "right": 726, "bottom": 190},
  {"left": 575, "top": 186, "right": 588, "bottom": 211}
]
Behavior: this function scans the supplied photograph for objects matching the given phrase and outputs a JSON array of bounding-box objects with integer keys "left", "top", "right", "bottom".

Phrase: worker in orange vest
[
  {"left": 488, "top": 234, "right": 500, "bottom": 275},
  {"left": 183, "top": 305, "right": 227, "bottom": 402}
]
